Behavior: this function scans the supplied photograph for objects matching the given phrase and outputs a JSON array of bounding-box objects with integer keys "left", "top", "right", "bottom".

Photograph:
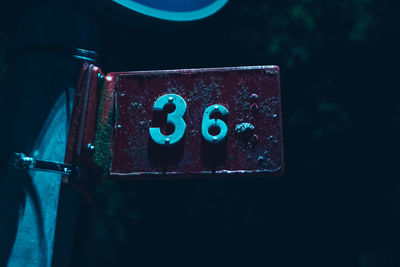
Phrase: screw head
[
  {"left": 97, "top": 73, "right": 104, "bottom": 83},
  {"left": 168, "top": 96, "right": 174, "bottom": 102},
  {"left": 250, "top": 93, "right": 259, "bottom": 101},
  {"left": 87, "top": 143, "right": 95, "bottom": 156}
]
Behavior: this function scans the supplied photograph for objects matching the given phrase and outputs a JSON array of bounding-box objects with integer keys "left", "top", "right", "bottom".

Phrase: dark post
[{"left": 0, "top": 1, "right": 98, "bottom": 266}]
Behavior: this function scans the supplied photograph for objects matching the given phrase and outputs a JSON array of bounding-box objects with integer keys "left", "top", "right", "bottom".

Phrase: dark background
[{"left": 1, "top": 0, "right": 400, "bottom": 266}]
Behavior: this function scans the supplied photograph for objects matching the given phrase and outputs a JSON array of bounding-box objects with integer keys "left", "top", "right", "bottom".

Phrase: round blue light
[{"left": 112, "top": 0, "right": 229, "bottom": 21}]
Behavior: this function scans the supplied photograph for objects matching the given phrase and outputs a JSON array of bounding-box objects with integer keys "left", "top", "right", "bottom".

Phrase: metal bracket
[{"left": 9, "top": 152, "right": 79, "bottom": 177}]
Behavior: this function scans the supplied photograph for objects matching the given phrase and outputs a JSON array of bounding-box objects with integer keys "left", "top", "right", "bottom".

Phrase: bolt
[
  {"left": 212, "top": 136, "right": 218, "bottom": 142},
  {"left": 87, "top": 143, "right": 95, "bottom": 156},
  {"left": 165, "top": 137, "right": 170, "bottom": 144},
  {"left": 97, "top": 73, "right": 104, "bottom": 84},
  {"left": 250, "top": 93, "right": 258, "bottom": 101},
  {"left": 214, "top": 105, "right": 219, "bottom": 110},
  {"left": 117, "top": 124, "right": 122, "bottom": 129},
  {"left": 250, "top": 103, "right": 259, "bottom": 113},
  {"left": 168, "top": 96, "right": 174, "bottom": 102}
]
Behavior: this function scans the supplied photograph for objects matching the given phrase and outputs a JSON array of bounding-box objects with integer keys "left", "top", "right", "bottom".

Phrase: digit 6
[
  {"left": 201, "top": 104, "right": 229, "bottom": 143},
  {"left": 149, "top": 94, "right": 187, "bottom": 146}
]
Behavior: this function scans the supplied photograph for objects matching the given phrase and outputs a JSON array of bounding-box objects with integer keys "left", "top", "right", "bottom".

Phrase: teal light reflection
[{"left": 112, "top": 0, "right": 229, "bottom": 21}]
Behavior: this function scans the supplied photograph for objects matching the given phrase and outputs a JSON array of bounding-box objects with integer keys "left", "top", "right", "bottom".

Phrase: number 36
[{"left": 149, "top": 94, "right": 229, "bottom": 146}]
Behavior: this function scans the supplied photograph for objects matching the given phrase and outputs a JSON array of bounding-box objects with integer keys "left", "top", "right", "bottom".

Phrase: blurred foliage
[
  {"left": 230, "top": 0, "right": 376, "bottom": 68},
  {"left": 95, "top": 181, "right": 140, "bottom": 244}
]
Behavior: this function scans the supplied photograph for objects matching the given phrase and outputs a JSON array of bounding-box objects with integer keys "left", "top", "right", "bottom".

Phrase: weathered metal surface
[
  {"left": 9, "top": 153, "right": 78, "bottom": 176},
  {"left": 96, "top": 66, "right": 284, "bottom": 179},
  {"left": 64, "top": 64, "right": 104, "bottom": 198}
]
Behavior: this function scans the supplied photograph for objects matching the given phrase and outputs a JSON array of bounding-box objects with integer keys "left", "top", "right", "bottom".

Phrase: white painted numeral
[
  {"left": 149, "top": 94, "right": 187, "bottom": 146},
  {"left": 201, "top": 104, "right": 229, "bottom": 143}
]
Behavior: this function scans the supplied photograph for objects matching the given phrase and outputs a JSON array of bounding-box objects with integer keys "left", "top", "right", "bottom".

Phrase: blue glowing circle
[{"left": 112, "top": 0, "right": 229, "bottom": 21}]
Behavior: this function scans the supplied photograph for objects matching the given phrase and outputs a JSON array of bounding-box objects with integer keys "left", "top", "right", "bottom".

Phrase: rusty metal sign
[{"left": 66, "top": 65, "right": 284, "bottom": 181}]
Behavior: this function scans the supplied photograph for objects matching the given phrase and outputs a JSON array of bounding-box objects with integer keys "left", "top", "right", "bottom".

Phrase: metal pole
[{"left": 0, "top": 2, "right": 98, "bottom": 266}]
